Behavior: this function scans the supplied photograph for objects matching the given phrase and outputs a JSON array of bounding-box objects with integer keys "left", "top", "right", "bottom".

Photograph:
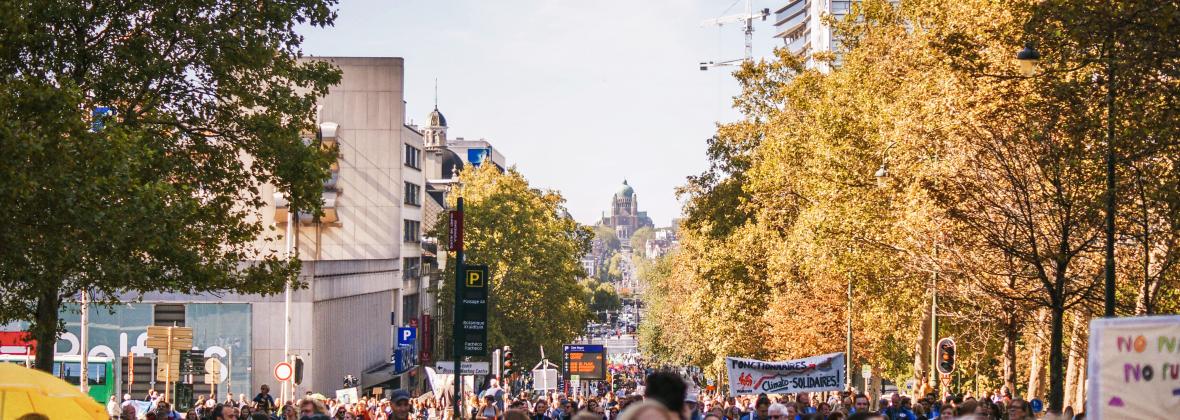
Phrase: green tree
[
  {"left": 0, "top": 0, "right": 340, "bottom": 372},
  {"left": 581, "top": 279, "right": 622, "bottom": 315},
  {"left": 629, "top": 227, "right": 655, "bottom": 257},
  {"left": 607, "top": 253, "right": 625, "bottom": 280},
  {"left": 595, "top": 226, "right": 622, "bottom": 252},
  {"left": 434, "top": 164, "right": 593, "bottom": 366}
]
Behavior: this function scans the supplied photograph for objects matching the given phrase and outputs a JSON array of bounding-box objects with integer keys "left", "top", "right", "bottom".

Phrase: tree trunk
[
  {"left": 914, "top": 306, "right": 932, "bottom": 386},
  {"left": 1001, "top": 309, "right": 1019, "bottom": 397},
  {"left": 1063, "top": 315, "right": 1083, "bottom": 412},
  {"left": 1027, "top": 309, "right": 1046, "bottom": 399},
  {"left": 1073, "top": 355, "right": 1088, "bottom": 412},
  {"left": 1133, "top": 168, "right": 1155, "bottom": 316},
  {"left": 1048, "top": 304, "right": 1066, "bottom": 413},
  {"left": 30, "top": 289, "right": 61, "bottom": 372}
]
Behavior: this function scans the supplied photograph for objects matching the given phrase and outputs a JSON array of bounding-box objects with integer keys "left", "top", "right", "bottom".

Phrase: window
[
  {"left": 402, "top": 293, "right": 420, "bottom": 328},
  {"left": 55, "top": 362, "right": 107, "bottom": 386},
  {"left": 404, "top": 219, "right": 420, "bottom": 243},
  {"left": 403, "top": 257, "right": 421, "bottom": 279},
  {"left": 404, "top": 144, "right": 421, "bottom": 169},
  {"left": 404, "top": 182, "right": 421, "bottom": 206}
]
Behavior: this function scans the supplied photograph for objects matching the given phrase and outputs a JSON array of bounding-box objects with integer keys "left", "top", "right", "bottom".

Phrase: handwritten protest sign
[
  {"left": 1087, "top": 316, "right": 1180, "bottom": 418},
  {"left": 726, "top": 353, "right": 844, "bottom": 396}
]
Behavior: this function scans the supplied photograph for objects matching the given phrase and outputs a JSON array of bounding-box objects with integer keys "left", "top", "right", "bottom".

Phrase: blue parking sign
[{"left": 398, "top": 327, "right": 416, "bottom": 346}]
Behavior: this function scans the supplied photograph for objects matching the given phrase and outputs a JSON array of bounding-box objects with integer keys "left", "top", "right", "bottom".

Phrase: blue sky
[{"left": 298, "top": 0, "right": 781, "bottom": 227}]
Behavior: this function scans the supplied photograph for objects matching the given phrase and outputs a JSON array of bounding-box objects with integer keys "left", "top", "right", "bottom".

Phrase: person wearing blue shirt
[{"left": 739, "top": 396, "right": 771, "bottom": 420}]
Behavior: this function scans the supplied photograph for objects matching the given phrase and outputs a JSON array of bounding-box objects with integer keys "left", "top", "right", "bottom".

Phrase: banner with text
[
  {"left": 1087, "top": 316, "right": 1180, "bottom": 418},
  {"left": 726, "top": 353, "right": 845, "bottom": 396}
]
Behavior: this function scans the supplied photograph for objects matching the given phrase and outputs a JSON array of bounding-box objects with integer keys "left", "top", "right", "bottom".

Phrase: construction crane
[{"left": 699, "top": 0, "right": 770, "bottom": 71}]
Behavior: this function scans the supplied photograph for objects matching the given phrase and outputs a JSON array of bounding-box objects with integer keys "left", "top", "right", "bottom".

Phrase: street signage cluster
[
  {"left": 460, "top": 265, "right": 489, "bottom": 356},
  {"left": 144, "top": 326, "right": 193, "bottom": 402}
]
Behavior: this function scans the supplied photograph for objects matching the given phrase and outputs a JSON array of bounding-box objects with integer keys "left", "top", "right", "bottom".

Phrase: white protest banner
[
  {"left": 1087, "top": 316, "right": 1180, "bottom": 418},
  {"left": 726, "top": 352, "right": 845, "bottom": 396}
]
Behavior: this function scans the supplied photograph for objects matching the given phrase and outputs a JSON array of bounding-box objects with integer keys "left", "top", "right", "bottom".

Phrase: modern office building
[{"left": 772, "top": 0, "right": 856, "bottom": 69}]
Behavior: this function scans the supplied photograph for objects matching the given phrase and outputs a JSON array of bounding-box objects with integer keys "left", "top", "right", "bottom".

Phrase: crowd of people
[
  {"left": 102, "top": 372, "right": 1084, "bottom": 420},
  {"left": 105, "top": 384, "right": 415, "bottom": 420}
]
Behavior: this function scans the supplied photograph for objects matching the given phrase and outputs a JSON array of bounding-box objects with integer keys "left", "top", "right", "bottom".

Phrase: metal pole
[
  {"left": 227, "top": 346, "right": 233, "bottom": 400},
  {"left": 846, "top": 271, "right": 852, "bottom": 391},
  {"left": 284, "top": 208, "right": 294, "bottom": 404},
  {"left": 1103, "top": 34, "right": 1118, "bottom": 318},
  {"left": 453, "top": 196, "right": 465, "bottom": 420},
  {"left": 80, "top": 290, "right": 89, "bottom": 394},
  {"left": 930, "top": 244, "right": 939, "bottom": 391}
]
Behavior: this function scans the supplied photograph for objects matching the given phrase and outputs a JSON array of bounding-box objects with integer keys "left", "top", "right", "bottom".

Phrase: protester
[
  {"left": 533, "top": 398, "right": 553, "bottom": 420},
  {"left": 1006, "top": 399, "right": 1032, "bottom": 420},
  {"left": 253, "top": 384, "right": 277, "bottom": 414},
  {"left": 740, "top": 396, "right": 770, "bottom": 420},
  {"left": 642, "top": 371, "right": 687, "bottom": 417},
  {"left": 766, "top": 403, "right": 788, "bottom": 420},
  {"left": 852, "top": 394, "right": 871, "bottom": 415}
]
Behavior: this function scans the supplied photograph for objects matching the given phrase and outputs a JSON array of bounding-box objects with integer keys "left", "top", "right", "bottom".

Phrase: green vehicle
[{"left": 1, "top": 354, "right": 116, "bottom": 404}]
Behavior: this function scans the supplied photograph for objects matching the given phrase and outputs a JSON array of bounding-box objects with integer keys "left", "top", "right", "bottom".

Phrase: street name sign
[{"left": 434, "top": 361, "right": 490, "bottom": 375}]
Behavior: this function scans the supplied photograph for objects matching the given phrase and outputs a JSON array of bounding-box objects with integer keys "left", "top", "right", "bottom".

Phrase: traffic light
[
  {"left": 294, "top": 356, "right": 304, "bottom": 385},
  {"left": 502, "top": 346, "right": 514, "bottom": 377},
  {"left": 937, "top": 338, "right": 956, "bottom": 374}
]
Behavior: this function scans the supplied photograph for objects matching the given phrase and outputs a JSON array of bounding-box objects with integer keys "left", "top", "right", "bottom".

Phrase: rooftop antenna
[{"left": 699, "top": 0, "right": 770, "bottom": 71}]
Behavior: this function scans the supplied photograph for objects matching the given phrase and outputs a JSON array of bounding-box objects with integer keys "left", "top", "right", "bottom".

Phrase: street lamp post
[
  {"left": 874, "top": 158, "right": 939, "bottom": 392},
  {"left": 1015, "top": 43, "right": 1117, "bottom": 317},
  {"left": 846, "top": 269, "right": 853, "bottom": 392}
]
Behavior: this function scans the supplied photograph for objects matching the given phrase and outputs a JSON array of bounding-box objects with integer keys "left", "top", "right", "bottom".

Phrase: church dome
[
  {"left": 616, "top": 180, "right": 634, "bottom": 197},
  {"left": 428, "top": 107, "right": 447, "bottom": 127}
]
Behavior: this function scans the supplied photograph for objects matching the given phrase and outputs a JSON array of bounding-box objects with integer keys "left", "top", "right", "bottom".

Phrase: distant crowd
[{"left": 103, "top": 373, "right": 1079, "bottom": 420}]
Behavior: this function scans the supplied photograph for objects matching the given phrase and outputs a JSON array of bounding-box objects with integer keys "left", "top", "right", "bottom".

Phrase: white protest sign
[
  {"left": 1087, "top": 316, "right": 1180, "bottom": 418},
  {"left": 726, "top": 352, "right": 845, "bottom": 396},
  {"left": 336, "top": 387, "right": 359, "bottom": 404}
]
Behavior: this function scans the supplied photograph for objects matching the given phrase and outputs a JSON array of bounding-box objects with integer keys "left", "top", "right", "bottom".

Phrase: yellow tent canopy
[{"left": 0, "top": 363, "right": 107, "bottom": 420}]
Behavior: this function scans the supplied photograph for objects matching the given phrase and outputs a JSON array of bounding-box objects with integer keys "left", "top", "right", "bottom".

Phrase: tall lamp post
[
  {"left": 1015, "top": 43, "right": 1118, "bottom": 317},
  {"left": 845, "top": 268, "right": 853, "bottom": 392},
  {"left": 875, "top": 158, "right": 939, "bottom": 392}
]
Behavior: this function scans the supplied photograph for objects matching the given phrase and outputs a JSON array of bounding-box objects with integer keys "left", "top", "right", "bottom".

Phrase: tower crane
[{"left": 699, "top": 0, "right": 770, "bottom": 71}]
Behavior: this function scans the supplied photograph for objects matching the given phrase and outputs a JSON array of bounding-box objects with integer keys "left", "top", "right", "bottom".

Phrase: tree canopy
[
  {"left": 641, "top": 0, "right": 1180, "bottom": 411},
  {"left": 433, "top": 164, "right": 593, "bottom": 366},
  {"left": 0, "top": 0, "right": 341, "bottom": 371}
]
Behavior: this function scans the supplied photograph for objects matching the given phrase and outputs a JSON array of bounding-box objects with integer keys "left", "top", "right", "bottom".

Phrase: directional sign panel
[
  {"left": 460, "top": 265, "right": 489, "bottom": 356},
  {"left": 145, "top": 326, "right": 193, "bottom": 351},
  {"left": 563, "top": 344, "right": 606, "bottom": 380},
  {"left": 434, "top": 361, "right": 490, "bottom": 375},
  {"left": 204, "top": 358, "right": 224, "bottom": 385}
]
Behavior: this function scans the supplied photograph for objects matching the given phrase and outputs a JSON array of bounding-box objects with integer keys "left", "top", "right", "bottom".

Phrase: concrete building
[
  {"left": 644, "top": 228, "right": 679, "bottom": 260},
  {"left": 599, "top": 180, "right": 654, "bottom": 240},
  {"left": 772, "top": 0, "right": 856, "bottom": 70},
  {"left": 0, "top": 57, "right": 426, "bottom": 400}
]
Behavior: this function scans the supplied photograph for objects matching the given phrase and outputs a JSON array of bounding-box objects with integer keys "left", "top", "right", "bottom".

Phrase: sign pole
[
  {"left": 452, "top": 197, "right": 464, "bottom": 420},
  {"left": 80, "top": 290, "right": 89, "bottom": 395},
  {"left": 283, "top": 208, "right": 294, "bottom": 405},
  {"left": 165, "top": 327, "right": 172, "bottom": 403}
]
